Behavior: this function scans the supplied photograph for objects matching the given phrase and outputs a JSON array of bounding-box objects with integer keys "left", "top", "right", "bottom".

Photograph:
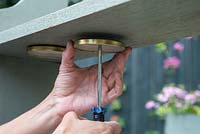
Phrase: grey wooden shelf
[{"left": 0, "top": 0, "right": 200, "bottom": 60}]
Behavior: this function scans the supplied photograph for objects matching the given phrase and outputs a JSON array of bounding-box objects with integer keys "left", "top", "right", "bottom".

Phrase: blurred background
[
  {"left": 0, "top": 0, "right": 19, "bottom": 8},
  {"left": 1, "top": 0, "right": 200, "bottom": 134}
]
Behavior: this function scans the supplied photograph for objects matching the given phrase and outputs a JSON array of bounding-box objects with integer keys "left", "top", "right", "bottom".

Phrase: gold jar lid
[
  {"left": 74, "top": 39, "right": 126, "bottom": 53},
  {"left": 27, "top": 45, "right": 65, "bottom": 61}
]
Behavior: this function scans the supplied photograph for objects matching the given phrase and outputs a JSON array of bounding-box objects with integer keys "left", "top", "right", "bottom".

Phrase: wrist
[
  {"left": 28, "top": 93, "right": 64, "bottom": 133},
  {"left": 50, "top": 88, "right": 74, "bottom": 116},
  {"left": 0, "top": 93, "right": 63, "bottom": 134}
]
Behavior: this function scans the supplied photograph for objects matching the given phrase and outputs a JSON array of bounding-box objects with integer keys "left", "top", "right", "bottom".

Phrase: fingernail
[
  {"left": 126, "top": 47, "right": 132, "bottom": 51},
  {"left": 67, "top": 40, "right": 74, "bottom": 48},
  {"left": 126, "top": 47, "right": 132, "bottom": 54}
]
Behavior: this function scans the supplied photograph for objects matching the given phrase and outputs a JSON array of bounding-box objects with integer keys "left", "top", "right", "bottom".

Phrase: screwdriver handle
[
  {"left": 91, "top": 107, "right": 106, "bottom": 122},
  {"left": 93, "top": 111, "right": 105, "bottom": 122}
]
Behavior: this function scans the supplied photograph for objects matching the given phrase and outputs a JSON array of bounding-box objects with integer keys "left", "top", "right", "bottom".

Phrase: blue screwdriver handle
[{"left": 91, "top": 107, "right": 106, "bottom": 122}]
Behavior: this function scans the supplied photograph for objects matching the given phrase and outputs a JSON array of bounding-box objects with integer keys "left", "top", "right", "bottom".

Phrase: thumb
[
  {"left": 53, "top": 112, "right": 78, "bottom": 134},
  {"left": 63, "top": 111, "right": 78, "bottom": 121},
  {"left": 61, "top": 40, "right": 75, "bottom": 68}
]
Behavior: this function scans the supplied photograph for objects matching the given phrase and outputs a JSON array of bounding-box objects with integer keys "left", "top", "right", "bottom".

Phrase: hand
[
  {"left": 53, "top": 112, "right": 121, "bottom": 134},
  {"left": 52, "top": 41, "right": 132, "bottom": 115},
  {"left": 0, "top": 40, "right": 131, "bottom": 134}
]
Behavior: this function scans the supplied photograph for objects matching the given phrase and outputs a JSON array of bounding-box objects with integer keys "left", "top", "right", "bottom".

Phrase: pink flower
[
  {"left": 163, "top": 56, "right": 180, "bottom": 69},
  {"left": 194, "top": 90, "right": 200, "bottom": 97},
  {"left": 174, "top": 88, "right": 187, "bottom": 99},
  {"left": 163, "top": 86, "right": 176, "bottom": 98},
  {"left": 173, "top": 42, "right": 184, "bottom": 52},
  {"left": 162, "top": 86, "right": 187, "bottom": 99},
  {"left": 157, "top": 93, "right": 168, "bottom": 102},
  {"left": 145, "top": 100, "right": 157, "bottom": 109},
  {"left": 185, "top": 94, "right": 197, "bottom": 104}
]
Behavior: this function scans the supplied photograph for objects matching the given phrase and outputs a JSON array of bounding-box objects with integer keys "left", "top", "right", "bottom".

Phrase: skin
[
  {"left": 53, "top": 112, "right": 121, "bottom": 134},
  {"left": 0, "top": 41, "right": 132, "bottom": 134}
]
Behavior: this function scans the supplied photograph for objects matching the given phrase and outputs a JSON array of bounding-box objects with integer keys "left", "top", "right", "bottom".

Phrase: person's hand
[
  {"left": 52, "top": 41, "right": 132, "bottom": 115},
  {"left": 53, "top": 112, "right": 121, "bottom": 134},
  {"left": 0, "top": 40, "right": 131, "bottom": 134}
]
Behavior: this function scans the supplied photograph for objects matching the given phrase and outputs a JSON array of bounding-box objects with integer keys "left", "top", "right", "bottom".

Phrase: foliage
[
  {"left": 146, "top": 85, "right": 200, "bottom": 117},
  {"left": 146, "top": 37, "right": 192, "bottom": 133},
  {"left": 144, "top": 130, "right": 160, "bottom": 134},
  {"left": 146, "top": 37, "right": 200, "bottom": 118},
  {"left": 155, "top": 42, "right": 167, "bottom": 53},
  {"left": 110, "top": 99, "right": 122, "bottom": 111},
  {"left": 110, "top": 115, "right": 126, "bottom": 128},
  {"left": 123, "top": 83, "right": 127, "bottom": 92}
]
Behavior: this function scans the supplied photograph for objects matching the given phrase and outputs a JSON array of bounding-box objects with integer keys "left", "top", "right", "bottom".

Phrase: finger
[
  {"left": 53, "top": 112, "right": 78, "bottom": 134},
  {"left": 107, "top": 72, "right": 115, "bottom": 92},
  {"left": 61, "top": 40, "right": 75, "bottom": 68},
  {"left": 112, "top": 47, "right": 132, "bottom": 71},
  {"left": 114, "top": 47, "right": 132, "bottom": 63},
  {"left": 105, "top": 121, "right": 121, "bottom": 134},
  {"left": 124, "top": 47, "right": 132, "bottom": 60},
  {"left": 103, "top": 47, "right": 132, "bottom": 77},
  {"left": 107, "top": 72, "right": 123, "bottom": 102},
  {"left": 63, "top": 111, "right": 78, "bottom": 121},
  {"left": 102, "top": 77, "right": 110, "bottom": 105}
]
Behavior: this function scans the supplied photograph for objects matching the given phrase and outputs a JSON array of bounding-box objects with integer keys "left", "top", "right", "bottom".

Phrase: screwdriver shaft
[{"left": 97, "top": 45, "right": 102, "bottom": 107}]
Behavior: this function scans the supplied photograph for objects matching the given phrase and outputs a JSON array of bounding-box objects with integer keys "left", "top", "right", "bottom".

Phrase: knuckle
[
  {"left": 116, "top": 87, "right": 123, "bottom": 96},
  {"left": 118, "top": 90, "right": 123, "bottom": 96},
  {"left": 114, "top": 88, "right": 122, "bottom": 97}
]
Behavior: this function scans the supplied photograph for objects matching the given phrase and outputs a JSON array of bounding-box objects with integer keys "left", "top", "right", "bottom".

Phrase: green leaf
[
  {"left": 156, "top": 106, "right": 172, "bottom": 117},
  {"left": 110, "top": 99, "right": 122, "bottom": 111},
  {"left": 193, "top": 106, "right": 200, "bottom": 115},
  {"left": 122, "top": 83, "right": 127, "bottom": 92},
  {"left": 155, "top": 42, "right": 167, "bottom": 53},
  {"left": 117, "top": 118, "right": 126, "bottom": 128},
  {"left": 145, "top": 130, "right": 160, "bottom": 134},
  {"left": 177, "top": 84, "right": 185, "bottom": 89}
]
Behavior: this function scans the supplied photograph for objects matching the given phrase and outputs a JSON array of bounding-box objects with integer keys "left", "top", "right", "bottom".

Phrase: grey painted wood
[
  {"left": 0, "top": 0, "right": 200, "bottom": 60},
  {"left": 0, "top": 0, "right": 69, "bottom": 31}
]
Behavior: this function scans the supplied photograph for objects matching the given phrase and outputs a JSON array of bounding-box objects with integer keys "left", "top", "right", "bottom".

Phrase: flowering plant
[
  {"left": 155, "top": 41, "right": 184, "bottom": 70},
  {"left": 145, "top": 85, "right": 200, "bottom": 118}
]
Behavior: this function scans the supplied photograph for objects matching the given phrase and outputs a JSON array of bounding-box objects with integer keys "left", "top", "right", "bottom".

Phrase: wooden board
[{"left": 0, "top": 0, "right": 200, "bottom": 60}]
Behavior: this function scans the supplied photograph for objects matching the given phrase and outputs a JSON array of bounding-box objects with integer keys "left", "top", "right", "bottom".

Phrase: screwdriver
[
  {"left": 74, "top": 38, "right": 125, "bottom": 122},
  {"left": 91, "top": 45, "right": 106, "bottom": 122}
]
